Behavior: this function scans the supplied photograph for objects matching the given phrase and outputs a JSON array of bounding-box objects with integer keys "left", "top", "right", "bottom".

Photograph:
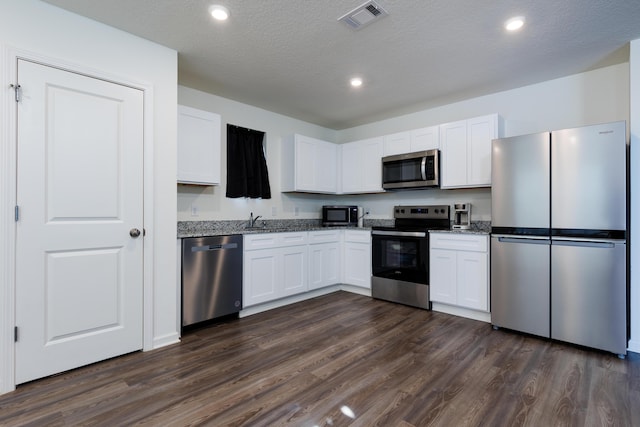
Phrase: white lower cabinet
[
  {"left": 243, "top": 232, "right": 308, "bottom": 307},
  {"left": 342, "top": 230, "right": 372, "bottom": 289},
  {"left": 241, "top": 229, "right": 371, "bottom": 308},
  {"left": 429, "top": 233, "right": 489, "bottom": 311},
  {"left": 308, "top": 230, "right": 341, "bottom": 291}
]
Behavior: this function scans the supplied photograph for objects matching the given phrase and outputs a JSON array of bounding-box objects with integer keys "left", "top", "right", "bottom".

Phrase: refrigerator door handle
[
  {"left": 496, "top": 236, "right": 550, "bottom": 245},
  {"left": 551, "top": 239, "right": 617, "bottom": 249}
]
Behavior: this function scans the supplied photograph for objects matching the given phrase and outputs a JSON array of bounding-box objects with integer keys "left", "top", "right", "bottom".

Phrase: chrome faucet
[{"left": 249, "top": 212, "right": 262, "bottom": 228}]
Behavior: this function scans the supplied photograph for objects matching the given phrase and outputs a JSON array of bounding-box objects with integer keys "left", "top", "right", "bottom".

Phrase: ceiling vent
[{"left": 338, "top": 1, "right": 388, "bottom": 30}]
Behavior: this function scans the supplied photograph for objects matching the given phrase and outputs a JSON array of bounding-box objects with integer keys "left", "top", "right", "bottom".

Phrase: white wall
[
  {"left": 339, "top": 63, "right": 629, "bottom": 142},
  {"left": 0, "top": 0, "right": 178, "bottom": 392},
  {"left": 629, "top": 39, "right": 639, "bottom": 353},
  {"left": 179, "top": 63, "right": 629, "bottom": 222}
]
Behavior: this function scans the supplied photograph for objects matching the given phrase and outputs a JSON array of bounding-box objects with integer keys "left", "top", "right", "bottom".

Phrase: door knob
[{"left": 130, "top": 228, "right": 141, "bottom": 238}]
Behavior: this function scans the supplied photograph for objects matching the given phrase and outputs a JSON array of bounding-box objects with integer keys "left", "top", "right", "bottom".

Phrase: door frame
[{"left": 0, "top": 46, "right": 155, "bottom": 393}]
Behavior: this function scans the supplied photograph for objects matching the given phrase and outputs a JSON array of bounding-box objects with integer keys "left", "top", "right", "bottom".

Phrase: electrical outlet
[
  {"left": 190, "top": 204, "right": 199, "bottom": 217},
  {"left": 294, "top": 206, "right": 299, "bottom": 216},
  {"left": 272, "top": 206, "right": 277, "bottom": 217},
  {"left": 364, "top": 207, "right": 370, "bottom": 215}
]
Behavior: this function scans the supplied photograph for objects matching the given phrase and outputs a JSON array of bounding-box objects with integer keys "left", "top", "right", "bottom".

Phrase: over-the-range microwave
[{"left": 381, "top": 149, "right": 440, "bottom": 190}]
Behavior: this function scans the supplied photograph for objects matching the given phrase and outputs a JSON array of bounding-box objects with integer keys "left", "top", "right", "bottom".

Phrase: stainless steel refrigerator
[{"left": 491, "top": 121, "right": 627, "bottom": 356}]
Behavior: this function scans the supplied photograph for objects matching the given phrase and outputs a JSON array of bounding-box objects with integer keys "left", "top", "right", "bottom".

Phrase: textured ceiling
[{"left": 43, "top": 0, "right": 640, "bottom": 129}]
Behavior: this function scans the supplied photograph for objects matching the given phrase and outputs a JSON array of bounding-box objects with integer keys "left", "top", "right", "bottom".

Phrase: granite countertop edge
[
  {"left": 178, "top": 219, "right": 491, "bottom": 238},
  {"left": 429, "top": 229, "right": 490, "bottom": 236}
]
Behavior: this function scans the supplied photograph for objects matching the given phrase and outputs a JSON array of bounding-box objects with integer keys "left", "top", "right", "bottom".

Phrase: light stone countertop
[
  {"left": 178, "top": 219, "right": 490, "bottom": 238},
  {"left": 177, "top": 219, "right": 390, "bottom": 239}
]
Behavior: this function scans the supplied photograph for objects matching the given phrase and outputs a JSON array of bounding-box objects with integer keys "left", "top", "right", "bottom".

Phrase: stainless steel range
[{"left": 371, "top": 205, "right": 450, "bottom": 309}]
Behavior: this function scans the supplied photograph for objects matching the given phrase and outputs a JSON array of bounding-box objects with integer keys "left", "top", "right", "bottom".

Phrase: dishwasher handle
[{"left": 191, "top": 242, "right": 239, "bottom": 252}]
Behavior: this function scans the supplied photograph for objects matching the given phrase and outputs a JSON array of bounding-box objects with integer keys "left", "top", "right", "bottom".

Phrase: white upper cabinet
[
  {"left": 439, "top": 114, "right": 500, "bottom": 189},
  {"left": 410, "top": 125, "right": 440, "bottom": 152},
  {"left": 282, "top": 134, "right": 337, "bottom": 194},
  {"left": 383, "top": 131, "right": 411, "bottom": 156},
  {"left": 340, "top": 137, "right": 384, "bottom": 194},
  {"left": 177, "top": 105, "right": 221, "bottom": 185},
  {"left": 383, "top": 125, "right": 439, "bottom": 156}
]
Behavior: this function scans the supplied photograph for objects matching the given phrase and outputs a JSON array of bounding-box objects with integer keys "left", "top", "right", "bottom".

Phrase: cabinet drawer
[
  {"left": 309, "top": 229, "right": 341, "bottom": 244},
  {"left": 279, "top": 232, "right": 309, "bottom": 246},
  {"left": 430, "top": 233, "right": 488, "bottom": 252},
  {"left": 244, "top": 232, "right": 308, "bottom": 250},
  {"left": 344, "top": 230, "right": 371, "bottom": 243}
]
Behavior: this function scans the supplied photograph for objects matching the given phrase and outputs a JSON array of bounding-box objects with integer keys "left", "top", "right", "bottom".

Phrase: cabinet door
[
  {"left": 308, "top": 244, "right": 325, "bottom": 290},
  {"left": 341, "top": 137, "right": 383, "bottom": 194},
  {"left": 411, "top": 125, "right": 439, "bottom": 151},
  {"left": 177, "top": 105, "right": 221, "bottom": 185},
  {"left": 429, "top": 248, "right": 457, "bottom": 305},
  {"left": 294, "top": 135, "right": 317, "bottom": 191},
  {"left": 315, "top": 140, "right": 338, "bottom": 193},
  {"left": 456, "top": 251, "right": 488, "bottom": 311},
  {"left": 343, "top": 242, "right": 371, "bottom": 288},
  {"left": 467, "top": 115, "right": 496, "bottom": 186},
  {"left": 439, "top": 120, "right": 467, "bottom": 188},
  {"left": 360, "top": 137, "right": 384, "bottom": 192},
  {"left": 281, "top": 246, "right": 307, "bottom": 296},
  {"left": 243, "top": 250, "right": 279, "bottom": 307},
  {"left": 340, "top": 142, "right": 362, "bottom": 193},
  {"left": 383, "top": 131, "right": 411, "bottom": 156},
  {"left": 308, "top": 242, "right": 340, "bottom": 290}
]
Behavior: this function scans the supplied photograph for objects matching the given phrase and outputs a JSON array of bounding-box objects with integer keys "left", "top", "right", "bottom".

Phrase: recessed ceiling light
[
  {"left": 350, "top": 77, "right": 363, "bottom": 87},
  {"left": 210, "top": 5, "right": 230, "bottom": 21},
  {"left": 505, "top": 16, "right": 525, "bottom": 31}
]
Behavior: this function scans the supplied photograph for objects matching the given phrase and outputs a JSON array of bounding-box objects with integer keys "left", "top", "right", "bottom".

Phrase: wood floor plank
[{"left": 1, "top": 291, "right": 638, "bottom": 427}]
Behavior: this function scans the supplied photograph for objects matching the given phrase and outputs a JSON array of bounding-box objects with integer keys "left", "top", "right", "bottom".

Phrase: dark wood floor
[{"left": 1, "top": 291, "right": 639, "bottom": 426}]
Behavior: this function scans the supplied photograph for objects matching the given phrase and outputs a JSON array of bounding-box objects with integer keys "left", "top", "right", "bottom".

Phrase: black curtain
[{"left": 226, "top": 124, "right": 271, "bottom": 199}]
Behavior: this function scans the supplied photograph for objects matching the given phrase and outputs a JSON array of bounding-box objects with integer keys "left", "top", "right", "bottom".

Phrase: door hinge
[
  {"left": 9, "top": 84, "right": 21, "bottom": 102},
  {"left": 14, "top": 326, "right": 18, "bottom": 342},
  {"left": 15, "top": 205, "right": 19, "bottom": 222}
]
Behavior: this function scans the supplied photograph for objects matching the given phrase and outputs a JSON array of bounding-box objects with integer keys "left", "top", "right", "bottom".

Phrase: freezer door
[
  {"left": 551, "top": 121, "right": 626, "bottom": 231},
  {"left": 491, "top": 132, "right": 550, "bottom": 230},
  {"left": 491, "top": 236, "right": 550, "bottom": 338},
  {"left": 551, "top": 239, "right": 627, "bottom": 355}
]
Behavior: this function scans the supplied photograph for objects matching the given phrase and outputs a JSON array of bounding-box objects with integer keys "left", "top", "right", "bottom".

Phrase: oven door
[{"left": 372, "top": 230, "right": 429, "bottom": 284}]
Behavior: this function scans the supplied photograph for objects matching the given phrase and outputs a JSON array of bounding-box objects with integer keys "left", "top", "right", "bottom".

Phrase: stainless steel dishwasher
[{"left": 182, "top": 234, "right": 243, "bottom": 327}]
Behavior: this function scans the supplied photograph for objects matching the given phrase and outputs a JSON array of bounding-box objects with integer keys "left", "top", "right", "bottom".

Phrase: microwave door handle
[{"left": 421, "top": 157, "right": 427, "bottom": 181}]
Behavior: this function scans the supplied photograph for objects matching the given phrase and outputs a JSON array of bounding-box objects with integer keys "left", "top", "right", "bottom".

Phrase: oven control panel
[{"left": 393, "top": 205, "right": 450, "bottom": 220}]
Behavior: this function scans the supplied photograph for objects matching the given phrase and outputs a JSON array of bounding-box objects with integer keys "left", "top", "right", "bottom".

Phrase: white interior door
[{"left": 15, "top": 59, "right": 144, "bottom": 384}]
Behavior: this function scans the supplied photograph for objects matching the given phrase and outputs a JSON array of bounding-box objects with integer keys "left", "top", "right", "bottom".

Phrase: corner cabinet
[
  {"left": 243, "top": 232, "right": 308, "bottom": 307},
  {"left": 308, "top": 230, "right": 342, "bottom": 291},
  {"left": 342, "top": 229, "right": 372, "bottom": 288},
  {"left": 340, "top": 137, "right": 384, "bottom": 194},
  {"left": 439, "top": 114, "right": 501, "bottom": 189},
  {"left": 429, "top": 233, "right": 489, "bottom": 312},
  {"left": 177, "top": 105, "right": 221, "bottom": 185},
  {"left": 282, "top": 134, "right": 338, "bottom": 194}
]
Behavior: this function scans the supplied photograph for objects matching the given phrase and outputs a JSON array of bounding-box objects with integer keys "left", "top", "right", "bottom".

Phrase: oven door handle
[
  {"left": 372, "top": 230, "right": 427, "bottom": 238},
  {"left": 421, "top": 156, "right": 427, "bottom": 181}
]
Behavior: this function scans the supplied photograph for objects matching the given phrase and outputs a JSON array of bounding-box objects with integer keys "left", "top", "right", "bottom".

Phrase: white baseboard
[
  {"left": 240, "top": 284, "right": 372, "bottom": 318},
  {"left": 151, "top": 333, "right": 181, "bottom": 350},
  {"left": 431, "top": 302, "right": 491, "bottom": 323}
]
